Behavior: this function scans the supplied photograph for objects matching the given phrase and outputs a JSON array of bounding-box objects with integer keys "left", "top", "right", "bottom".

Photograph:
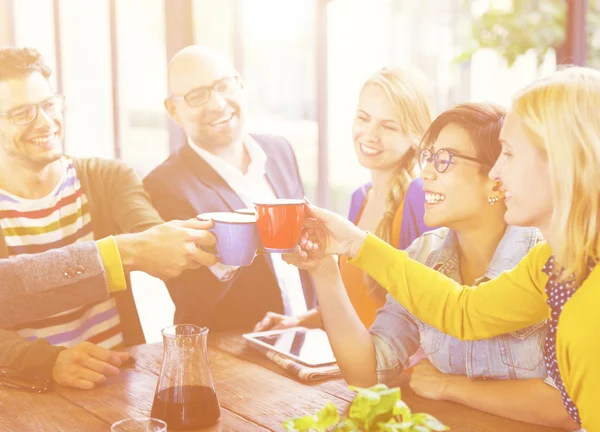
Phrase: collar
[
  {"left": 430, "top": 225, "right": 540, "bottom": 284},
  {"left": 187, "top": 135, "right": 267, "bottom": 181}
]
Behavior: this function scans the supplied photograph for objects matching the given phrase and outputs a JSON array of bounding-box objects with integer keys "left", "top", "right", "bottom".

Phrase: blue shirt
[{"left": 370, "top": 225, "right": 549, "bottom": 382}]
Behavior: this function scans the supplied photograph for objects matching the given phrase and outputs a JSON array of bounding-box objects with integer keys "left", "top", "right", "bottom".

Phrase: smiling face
[
  {"left": 352, "top": 84, "right": 414, "bottom": 172},
  {"left": 420, "top": 124, "right": 496, "bottom": 229},
  {"left": 0, "top": 71, "right": 63, "bottom": 169},
  {"left": 166, "top": 47, "right": 247, "bottom": 152},
  {"left": 490, "top": 110, "right": 553, "bottom": 229}
]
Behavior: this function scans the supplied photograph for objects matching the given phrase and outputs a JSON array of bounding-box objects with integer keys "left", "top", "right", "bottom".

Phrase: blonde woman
[
  {"left": 296, "top": 67, "right": 600, "bottom": 430},
  {"left": 255, "top": 66, "right": 434, "bottom": 332}
]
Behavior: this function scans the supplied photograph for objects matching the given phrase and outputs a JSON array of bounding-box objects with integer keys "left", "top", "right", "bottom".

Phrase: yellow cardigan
[{"left": 350, "top": 233, "right": 600, "bottom": 430}]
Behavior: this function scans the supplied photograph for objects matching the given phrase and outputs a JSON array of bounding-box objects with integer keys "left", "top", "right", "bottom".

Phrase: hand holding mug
[
  {"left": 299, "top": 201, "right": 367, "bottom": 258},
  {"left": 115, "top": 219, "right": 218, "bottom": 280}
]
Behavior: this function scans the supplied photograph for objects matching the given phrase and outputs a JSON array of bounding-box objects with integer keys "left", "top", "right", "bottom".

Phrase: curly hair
[{"left": 0, "top": 47, "right": 52, "bottom": 81}]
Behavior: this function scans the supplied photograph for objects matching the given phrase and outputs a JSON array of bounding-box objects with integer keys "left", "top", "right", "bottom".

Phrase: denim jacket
[{"left": 370, "top": 226, "right": 548, "bottom": 383}]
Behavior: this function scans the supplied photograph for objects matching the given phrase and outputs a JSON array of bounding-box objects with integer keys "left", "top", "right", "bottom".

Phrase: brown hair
[
  {"left": 0, "top": 47, "right": 51, "bottom": 82},
  {"left": 419, "top": 102, "right": 507, "bottom": 174}
]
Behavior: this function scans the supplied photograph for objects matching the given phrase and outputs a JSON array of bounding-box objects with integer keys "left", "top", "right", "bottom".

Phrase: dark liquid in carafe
[{"left": 151, "top": 385, "right": 221, "bottom": 430}]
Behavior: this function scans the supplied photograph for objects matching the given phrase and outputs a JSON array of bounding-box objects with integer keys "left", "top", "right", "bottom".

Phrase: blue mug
[{"left": 197, "top": 212, "right": 260, "bottom": 266}]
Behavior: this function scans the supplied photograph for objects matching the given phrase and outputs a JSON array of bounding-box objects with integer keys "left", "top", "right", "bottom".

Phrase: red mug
[{"left": 254, "top": 199, "right": 306, "bottom": 253}]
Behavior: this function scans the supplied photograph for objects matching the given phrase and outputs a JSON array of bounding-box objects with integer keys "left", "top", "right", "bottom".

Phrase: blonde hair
[
  {"left": 512, "top": 66, "right": 600, "bottom": 282},
  {"left": 361, "top": 67, "right": 433, "bottom": 299}
]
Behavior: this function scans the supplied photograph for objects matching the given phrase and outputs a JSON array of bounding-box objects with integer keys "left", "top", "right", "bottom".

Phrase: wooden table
[{"left": 0, "top": 333, "right": 566, "bottom": 432}]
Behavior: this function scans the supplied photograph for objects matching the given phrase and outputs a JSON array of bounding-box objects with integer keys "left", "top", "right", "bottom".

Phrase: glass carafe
[{"left": 150, "top": 325, "right": 221, "bottom": 430}]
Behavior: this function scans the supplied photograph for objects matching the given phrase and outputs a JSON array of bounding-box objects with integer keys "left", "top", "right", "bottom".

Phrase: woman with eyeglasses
[
  {"left": 254, "top": 66, "right": 435, "bottom": 332},
  {"left": 295, "top": 68, "right": 600, "bottom": 431},
  {"left": 283, "top": 102, "right": 579, "bottom": 430}
]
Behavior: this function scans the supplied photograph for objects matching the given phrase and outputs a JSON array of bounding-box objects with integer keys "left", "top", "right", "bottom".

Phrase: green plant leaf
[
  {"left": 283, "top": 384, "right": 449, "bottom": 432},
  {"left": 455, "top": 0, "right": 596, "bottom": 67},
  {"left": 392, "top": 399, "right": 412, "bottom": 422},
  {"left": 332, "top": 418, "right": 361, "bottom": 431},
  {"left": 283, "top": 415, "right": 316, "bottom": 432},
  {"left": 379, "top": 420, "right": 415, "bottom": 431},
  {"left": 315, "top": 402, "right": 340, "bottom": 431}
]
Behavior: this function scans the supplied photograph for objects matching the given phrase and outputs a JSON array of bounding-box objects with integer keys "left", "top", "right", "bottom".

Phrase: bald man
[{"left": 144, "top": 46, "right": 316, "bottom": 332}]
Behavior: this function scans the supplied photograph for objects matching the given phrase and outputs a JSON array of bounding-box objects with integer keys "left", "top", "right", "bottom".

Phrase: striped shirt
[{"left": 0, "top": 157, "right": 123, "bottom": 349}]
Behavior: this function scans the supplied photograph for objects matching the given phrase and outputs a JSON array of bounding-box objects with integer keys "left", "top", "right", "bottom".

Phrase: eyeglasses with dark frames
[
  {"left": 169, "top": 76, "right": 240, "bottom": 107},
  {"left": 419, "top": 147, "right": 490, "bottom": 173},
  {"left": 0, "top": 366, "right": 52, "bottom": 393},
  {"left": 0, "top": 94, "right": 65, "bottom": 126}
]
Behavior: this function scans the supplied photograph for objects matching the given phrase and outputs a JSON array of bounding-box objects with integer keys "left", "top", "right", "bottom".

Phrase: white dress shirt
[{"left": 188, "top": 136, "right": 308, "bottom": 317}]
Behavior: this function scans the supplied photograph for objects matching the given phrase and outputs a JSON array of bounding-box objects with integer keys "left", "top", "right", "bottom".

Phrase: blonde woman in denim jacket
[{"left": 285, "top": 103, "right": 579, "bottom": 430}]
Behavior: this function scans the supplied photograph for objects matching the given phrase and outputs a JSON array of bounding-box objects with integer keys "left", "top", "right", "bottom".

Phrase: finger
[
  {"left": 85, "top": 344, "right": 123, "bottom": 367},
  {"left": 254, "top": 316, "right": 272, "bottom": 332},
  {"left": 187, "top": 246, "right": 219, "bottom": 266},
  {"left": 282, "top": 248, "right": 304, "bottom": 265},
  {"left": 186, "top": 229, "right": 217, "bottom": 246},
  {"left": 272, "top": 321, "right": 287, "bottom": 330},
  {"left": 180, "top": 218, "right": 214, "bottom": 230},
  {"left": 282, "top": 253, "right": 296, "bottom": 265},
  {"left": 76, "top": 366, "right": 108, "bottom": 385},
  {"left": 114, "top": 351, "right": 131, "bottom": 361},
  {"left": 70, "top": 378, "right": 96, "bottom": 390},
  {"left": 253, "top": 321, "right": 264, "bottom": 332},
  {"left": 79, "top": 355, "right": 120, "bottom": 376},
  {"left": 303, "top": 203, "right": 330, "bottom": 221}
]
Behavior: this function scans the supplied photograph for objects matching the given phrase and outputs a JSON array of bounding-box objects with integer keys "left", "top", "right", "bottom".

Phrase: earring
[{"left": 488, "top": 196, "right": 500, "bottom": 205}]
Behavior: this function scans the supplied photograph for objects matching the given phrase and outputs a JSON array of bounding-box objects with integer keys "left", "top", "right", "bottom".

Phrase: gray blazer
[{"left": 0, "top": 241, "right": 109, "bottom": 329}]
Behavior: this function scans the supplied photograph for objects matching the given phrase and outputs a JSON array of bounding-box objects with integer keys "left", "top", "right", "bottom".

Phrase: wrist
[
  {"left": 309, "top": 255, "right": 338, "bottom": 276},
  {"left": 348, "top": 230, "right": 368, "bottom": 259},
  {"left": 442, "top": 374, "right": 469, "bottom": 402},
  {"left": 298, "top": 308, "right": 323, "bottom": 329},
  {"left": 113, "top": 233, "right": 142, "bottom": 272}
]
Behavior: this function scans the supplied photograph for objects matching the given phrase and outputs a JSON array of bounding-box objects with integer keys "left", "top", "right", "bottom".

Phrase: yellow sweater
[{"left": 350, "top": 233, "right": 600, "bottom": 431}]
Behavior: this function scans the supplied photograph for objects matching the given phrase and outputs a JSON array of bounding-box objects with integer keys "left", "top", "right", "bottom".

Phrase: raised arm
[
  {"left": 300, "top": 257, "right": 379, "bottom": 387},
  {"left": 349, "top": 234, "right": 551, "bottom": 340}
]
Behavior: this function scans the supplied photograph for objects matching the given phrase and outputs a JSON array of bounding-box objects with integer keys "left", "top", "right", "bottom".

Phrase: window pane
[
  {"left": 240, "top": 0, "right": 318, "bottom": 205},
  {"left": 12, "top": 0, "right": 57, "bottom": 89},
  {"left": 327, "top": 0, "right": 390, "bottom": 214},
  {"left": 193, "top": 0, "right": 235, "bottom": 59},
  {"left": 0, "top": 1, "right": 12, "bottom": 45},
  {"left": 116, "top": 0, "right": 169, "bottom": 177},
  {"left": 58, "top": 0, "right": 114, "bottom": 159}
]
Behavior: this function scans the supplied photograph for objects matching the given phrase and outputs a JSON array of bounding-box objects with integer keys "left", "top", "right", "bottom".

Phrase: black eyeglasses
[
  {"left": 170, "top": 76, "right": 240, "bottom": 107},
  {"left": 0, "top": 367, "right": 52, "bottom": 393},
  {"left": 419, "top": 147, "right": 490, "bottom": 173},
  {"left": 0, "top": 95, "right": 65, "bottom": 126}
]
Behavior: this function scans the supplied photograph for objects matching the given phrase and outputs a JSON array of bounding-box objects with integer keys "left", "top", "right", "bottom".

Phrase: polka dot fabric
[{"left": 542, "top": 256, "right": 595, "bottom": 426}]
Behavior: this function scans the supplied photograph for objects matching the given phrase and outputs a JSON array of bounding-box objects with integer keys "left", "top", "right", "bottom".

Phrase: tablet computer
[{"left": 243, "top": 327, "right": 337, "bottom": 368}]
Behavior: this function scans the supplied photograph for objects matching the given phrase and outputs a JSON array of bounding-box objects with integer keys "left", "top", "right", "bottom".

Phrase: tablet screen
[{"left": 252, "top": 328, "right": 336, "bottom": 366}]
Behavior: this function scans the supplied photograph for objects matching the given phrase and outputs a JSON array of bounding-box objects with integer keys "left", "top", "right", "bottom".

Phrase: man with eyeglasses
[
  {"left": 0, "top": 47, "right": 219, "bottom": 390},
  {"left": 144, "top": 46, "right": 316, "bottom": 332}
]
